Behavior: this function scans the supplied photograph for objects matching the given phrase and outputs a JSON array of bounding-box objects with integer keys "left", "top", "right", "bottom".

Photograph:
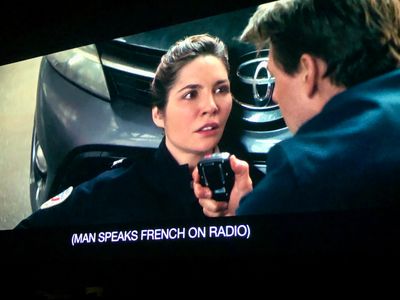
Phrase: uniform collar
[
  {"left": 155, "top": 137, "right": 221, "bottom": 166},
  {"left": 153, "top": 137, "right": 198, "bottom": 206},
  {"left": 154, "top": 137, "right": 190, "bottom": 171}
]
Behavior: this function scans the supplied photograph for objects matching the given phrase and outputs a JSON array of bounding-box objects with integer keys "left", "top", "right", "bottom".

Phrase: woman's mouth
[{"left": 196, "top": 123, "right": 220, "bottom": 134}]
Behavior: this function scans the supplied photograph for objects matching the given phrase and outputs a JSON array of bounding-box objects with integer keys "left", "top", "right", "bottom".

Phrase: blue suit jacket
[{"left": 237, "top": 69, "right": 400, "bottom": 215}]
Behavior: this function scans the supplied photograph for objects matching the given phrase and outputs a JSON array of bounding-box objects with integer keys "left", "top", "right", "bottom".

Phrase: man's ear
[
  {"left": 152, "top": 106, "right": 165, "bottom": 128},
  {"left": 300, "top": 53, "right": 319, "bottom": 98}
]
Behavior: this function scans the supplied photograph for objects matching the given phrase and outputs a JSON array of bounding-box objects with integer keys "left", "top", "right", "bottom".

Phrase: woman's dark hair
[
  {"left": 240, "top": 0, "right": 400, "bottom": 87},
  {"left": 150, "top": 33, "right": 229, "bottom": 109}
]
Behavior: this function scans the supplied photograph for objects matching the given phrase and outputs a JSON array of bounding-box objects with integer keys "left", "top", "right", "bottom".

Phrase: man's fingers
[
  {"left": 193, "top": 181, "right": 212, "bottom": 199},
  {"left": 193, "top": 157, "right": 247, "bottom": 218},
  {"left": 230, "top": 155, "right": 249, "bottom": 176},
  {"left": 202, "top": 207, "right": 228, "bottom": 218},
  {"left": 200, "top": 200, "right": 229, "bottom": 217},
  {"left": 199, "top": 198, "right": 228, "bottom": 212},
  {"left": 230, "top": 155, "right": 253, "bottom": 190},
  {"left": 192, "top": 166, "right": 212, "bottom": 198},
  {"left": 225, "top": 155, "right": 253, "bottom": 214},
  {"left": 192, "top": 166, "right": 200, "bottom": 182}
]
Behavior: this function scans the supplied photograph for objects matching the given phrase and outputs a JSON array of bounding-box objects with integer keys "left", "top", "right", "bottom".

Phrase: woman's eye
[
  {"left": 215, "top": 85, "right": 230, "bottom": 94},
  {"left": 183, "top": 90, "right": 198, "bottom": 100}
]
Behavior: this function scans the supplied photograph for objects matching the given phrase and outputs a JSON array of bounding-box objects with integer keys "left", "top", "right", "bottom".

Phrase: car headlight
[
  {"left": 35, "top": 143, "right": 47, "bottom": 175},
  {"left": 46, "top": 44, "right": 110, "bottom": 100}
]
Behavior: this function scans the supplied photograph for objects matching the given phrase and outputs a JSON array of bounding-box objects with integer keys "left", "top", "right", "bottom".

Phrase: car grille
[{"left": 98, "top": 41, "right": 164, "bottom": 106}]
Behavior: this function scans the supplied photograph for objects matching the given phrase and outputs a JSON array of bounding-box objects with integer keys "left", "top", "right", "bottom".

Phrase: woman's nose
[{"left": 201, "top": 92, "right": 218, "bottom": 115}]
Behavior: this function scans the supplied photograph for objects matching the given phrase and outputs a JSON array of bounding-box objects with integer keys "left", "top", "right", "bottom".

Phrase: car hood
[{"left": 114, "top": 6, "right": 257, "bottom": 53}]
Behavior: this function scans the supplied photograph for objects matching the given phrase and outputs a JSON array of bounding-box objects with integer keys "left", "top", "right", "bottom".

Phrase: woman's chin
[{"left": 195, "top": 144, "right": 220, "bottom": 155}]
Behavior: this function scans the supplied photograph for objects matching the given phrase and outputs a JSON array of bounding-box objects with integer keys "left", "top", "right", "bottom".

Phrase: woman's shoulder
[{"left": 60, "top": 151, "right": 155, "bottom": 198}]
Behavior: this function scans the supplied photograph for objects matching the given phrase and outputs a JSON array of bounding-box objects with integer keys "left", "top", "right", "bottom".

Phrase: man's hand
[{"left": 192, "top": 155, "right": 253, "bottom": 217}]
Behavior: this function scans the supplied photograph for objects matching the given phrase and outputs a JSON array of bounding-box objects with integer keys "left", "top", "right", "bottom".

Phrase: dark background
[{"left": 0, "top": 0, "right": 268, "bottom": 66}]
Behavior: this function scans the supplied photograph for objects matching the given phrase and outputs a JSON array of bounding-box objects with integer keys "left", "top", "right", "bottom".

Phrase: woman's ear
[{"left": 152, "top": 106, "right": 165, "bottom": 128}]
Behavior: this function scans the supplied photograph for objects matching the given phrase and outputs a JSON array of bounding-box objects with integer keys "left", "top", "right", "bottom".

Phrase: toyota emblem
[{"left": 235, "top": 50, "right": 276, "bottom": 109}]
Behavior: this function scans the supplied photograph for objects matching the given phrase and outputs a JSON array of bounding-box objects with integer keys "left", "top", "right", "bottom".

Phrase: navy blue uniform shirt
[
  {"left": 16, "top": 138, "right": 265, "bottom": 229},
  {"left": 237, "top": 69, "right": 400, "bottom": 215},
  {"left": 16, "top": 139, "right": 205, "bottom": 228}
]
